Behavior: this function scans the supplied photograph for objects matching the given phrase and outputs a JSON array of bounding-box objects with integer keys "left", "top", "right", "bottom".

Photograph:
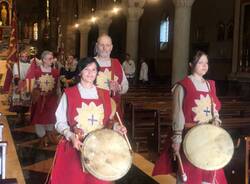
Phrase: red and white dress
[
  {"left": 153, "top": 76, "right": 227, "bottom": 184},
  {"left": 50, "top": 84, "right": 112, "bottom": 184},
  {"left": 96, "top": 58, "right": 128, "bottom": 117},
  {"left": 25, "top": 66, "right": 59, "bottom": 125}
]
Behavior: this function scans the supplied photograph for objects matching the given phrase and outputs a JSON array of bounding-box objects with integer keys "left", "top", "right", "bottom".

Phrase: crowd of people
[{"left": 3, "top": 34, "right": 228, "bottom": 184}]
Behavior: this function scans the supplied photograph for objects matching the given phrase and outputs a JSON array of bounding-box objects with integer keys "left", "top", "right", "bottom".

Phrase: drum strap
[{"left": 97, "top": 88, "right": 106, "bottom": 110}]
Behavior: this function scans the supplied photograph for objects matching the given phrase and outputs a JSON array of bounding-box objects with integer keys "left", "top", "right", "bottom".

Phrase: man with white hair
[{"left": 95, "top": 34, "right": 128, "bottom": 117}]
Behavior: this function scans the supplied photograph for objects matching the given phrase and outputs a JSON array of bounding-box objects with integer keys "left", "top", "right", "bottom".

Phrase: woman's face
[
  {"left": 80, "top": 62, "right": 98, "bottom": 84},
  {"left": 193, "top": 55, "right": 208, "bottom": 77},
  {"left": 67, "top": 56, "right": 74, "bottom": 65},
  {"left": 43, "top": 53, "right": 54, "bottom": 67}
]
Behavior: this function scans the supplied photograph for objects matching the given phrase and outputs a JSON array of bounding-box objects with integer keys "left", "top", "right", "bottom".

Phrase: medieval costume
[
  {"left": 50, "top": 84, "right": 112, "bottom": 184},
  {"left": 26, "top": 58, "right": 60, "bottom": 146},
  {"left": 10, "top": 58, "right": 31, "bottom": 114},
  {"left": 95, "top": 58, "right": 128, "bottom": 116},
  {"left": 152, "top": 75, "right": 227, "bottom": 184}
]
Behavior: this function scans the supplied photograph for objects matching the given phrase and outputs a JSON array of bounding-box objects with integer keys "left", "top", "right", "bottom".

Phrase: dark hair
[
  {"left": 76, "top": 57, "right": 100, "bottom": 83},
  {"left": 190, "top": 50, "right": 208, "bottom": 71}
]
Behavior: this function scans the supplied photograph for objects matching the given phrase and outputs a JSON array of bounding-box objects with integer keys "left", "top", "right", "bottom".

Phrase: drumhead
[
  {"left": 81, "top": 129, "right": 132, "bottom": 181},
  {"left": 183, "top": 124, "right": 234, "bottom": 171}
]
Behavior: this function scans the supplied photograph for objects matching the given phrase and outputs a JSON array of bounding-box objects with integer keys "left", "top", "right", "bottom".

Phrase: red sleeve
[{"left": 25, "top": 62, "right": 37, "bottom": 79}]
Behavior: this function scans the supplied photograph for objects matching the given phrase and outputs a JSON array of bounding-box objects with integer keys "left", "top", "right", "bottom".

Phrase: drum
[
  {"left": 183, "top": 124, "right": 234, "bottom": 171},
  {"left": 80, "top": 129, "right": 132, "bottom": 181}
]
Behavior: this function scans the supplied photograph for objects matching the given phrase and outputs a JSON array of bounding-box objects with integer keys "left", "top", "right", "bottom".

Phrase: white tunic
[
  {"left": 122, "top": 59, "right": 136, "bottom": 78},
  {"left": 139, "top": 62, "right": 148, "bottom": 81},
  {"left": 13, "top": 61, "right": 31, "bottom": 79}
]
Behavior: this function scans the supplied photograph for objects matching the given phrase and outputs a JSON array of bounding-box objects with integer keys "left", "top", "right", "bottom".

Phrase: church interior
[{"left": 0, "top": 0, "right": 250, "bottom": 183}]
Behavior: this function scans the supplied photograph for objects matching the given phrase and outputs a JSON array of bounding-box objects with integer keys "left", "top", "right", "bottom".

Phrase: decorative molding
[
  {"left": 127, "top": 7, "right": 144, "bottom": 21},
  {"left": 172, "top": 0, "right": 195, "bottom": 7},
  {"left": 128, "top": 0, "right": 146, "bottom": 8}
]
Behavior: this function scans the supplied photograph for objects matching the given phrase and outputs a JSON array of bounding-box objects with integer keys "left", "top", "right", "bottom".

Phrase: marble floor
[{"left": 0, "top": 94, "right": 176, "bottom": 184}]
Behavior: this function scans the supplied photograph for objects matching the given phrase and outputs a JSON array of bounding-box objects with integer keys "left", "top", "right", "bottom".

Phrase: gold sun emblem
[
  {"left": 74, "top": 102, "right": 104, "bottom": 136},
  {"left": 38, "top": 74, "right": 55, "bottom": 92},
  {"left": 96, "top": 68, "right": 119, "bottom": 90},
  {"left": 192, "top": 94, "right": 216, "bottom": 123}
]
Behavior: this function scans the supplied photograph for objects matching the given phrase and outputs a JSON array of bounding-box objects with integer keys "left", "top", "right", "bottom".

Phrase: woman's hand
[
  {"left": 172, "top": 143, "right": 181, "bottom": 154},
  {"left": 70, "top": 134, "right": 83, "bottom": 151},
  {"left": 113, "top": 122, "right": 127, "bottom": 135}
]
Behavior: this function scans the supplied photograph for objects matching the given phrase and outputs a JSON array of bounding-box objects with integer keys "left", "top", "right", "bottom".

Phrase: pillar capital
[
  {"left": 127, "top": 6, "right": 144, "bottom": 21},
  {"left": 79, "top": 21, "right": 91, "bottom": 33},
  {"left": 128, "top": 0, "right": 146, "bottom": 8},
  {"left": 96, "top": 10, "right": 112, "bottom": 35},
  {"left": 172, "top": 0, "right": 195, "bottom": 7}
]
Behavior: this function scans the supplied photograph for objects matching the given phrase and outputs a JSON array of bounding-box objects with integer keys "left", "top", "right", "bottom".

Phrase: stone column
[
  {"left": 65, "top": 1, "right": 76, "bottom": 55},
  {"left": 232, "top": 0, "right": 241, "bottom": 73},
  {"left": 79, "top": 24, "right": 91, "bottom": 58},
  {"left": 171, "top": 0, "right": 195, "bottom": 84},
  {"left": 126, "top": 0, "right": 145, "bottom": 62},
  {"left": 96, "top": 10, "right": 112, "bottom": 35}
]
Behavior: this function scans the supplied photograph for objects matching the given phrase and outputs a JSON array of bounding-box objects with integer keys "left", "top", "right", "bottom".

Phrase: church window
[
  {"left": 33, "top": 23, "right": 38, "bottom": 40},
  {"left": 160, "top": 16, "right": 169, "bottom": 49}
]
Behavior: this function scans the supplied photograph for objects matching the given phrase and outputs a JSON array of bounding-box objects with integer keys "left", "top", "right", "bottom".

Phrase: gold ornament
[
  {"left": 74, "top": 102, "right": 104, "bottom": 136},
  {"left": 38, "top": 74, "right": 55, "bottom": 92}
]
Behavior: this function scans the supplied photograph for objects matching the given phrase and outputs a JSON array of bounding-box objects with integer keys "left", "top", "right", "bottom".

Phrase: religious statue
[{"left": 1, "top": 5, "right": 7, "bottom": 26}]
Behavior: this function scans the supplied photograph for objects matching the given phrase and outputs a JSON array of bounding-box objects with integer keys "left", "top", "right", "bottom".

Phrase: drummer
[
  {"left": 152, "top": 51, "right": 228, "bottom": 184},
  {"left": 50, "top": 57, "right": 126, "bottom": 184}
]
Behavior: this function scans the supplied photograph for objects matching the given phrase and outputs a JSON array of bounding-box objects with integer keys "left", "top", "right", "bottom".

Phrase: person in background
[
  {"left": 25, "top": 50, "right": 60, "bottom": 147},
  {"left": 10, "top": 50, "right": 31, "bottom": 123},
  {"left": 152, "top": 51, "right": 227, "bottom": 184},
  {"left": 50, "top": 57, "right": 126, "bottom": 184},
  {"left": 122, "top": 53, "right": 136, "bottom": 86},
  {"left": 139, "top": 58, "right": 149, "bottom": 85},
  {"left": 95, "top": 34, "right": 128, "bottom": 117},
  {"left": 59, "top": 54, "right": 78, "bottom": 91}
]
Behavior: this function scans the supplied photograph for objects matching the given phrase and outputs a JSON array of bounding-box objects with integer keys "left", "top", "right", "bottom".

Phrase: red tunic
[
  {"left": 50, "top": 86, "right": 112, "bottom": 184},
  {"left": 26, "top": 66, "right": 59, "bottom": 125},
  {"left": 96, "top": 58, "right": 123, "bottom": 116},
  {"left": 153, "top": 77, "right": 227, "bottom": 184}
]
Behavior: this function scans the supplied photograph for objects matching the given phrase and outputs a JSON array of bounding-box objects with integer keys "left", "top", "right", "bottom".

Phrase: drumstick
[
  {"left": 115, "top": 112, "right": 133, "bottom": 152},
  {"left": 176, "top": 152, "right": 187, "bottom": 182}
]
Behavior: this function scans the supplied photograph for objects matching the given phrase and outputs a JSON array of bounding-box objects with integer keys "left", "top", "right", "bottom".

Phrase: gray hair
[{"left": 41, "top": 50, "right": 53, "bottom": 61}]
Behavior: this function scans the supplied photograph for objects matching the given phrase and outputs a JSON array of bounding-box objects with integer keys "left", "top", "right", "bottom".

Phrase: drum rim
[
  {"left": 81, "top": 128, "right": 132, "bottom": 181},
  {"left": 183, "top": 123, "right": 234, "bottom": 171}
]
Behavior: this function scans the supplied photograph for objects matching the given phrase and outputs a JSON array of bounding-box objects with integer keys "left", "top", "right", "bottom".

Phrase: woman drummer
[
  {"left": 50, "top": 57, "right": 126, "bottom": 184},
  {"left": 152, "top": 51, "right": 227, "bottom": 184}
]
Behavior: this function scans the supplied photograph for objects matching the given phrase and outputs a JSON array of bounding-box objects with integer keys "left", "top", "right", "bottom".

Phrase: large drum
[
  {"left": 183, "top": 124, "right": 234, "bottom": 171},
  {"left": 80, "top": 128, "right": 132, "bottom": 181}
]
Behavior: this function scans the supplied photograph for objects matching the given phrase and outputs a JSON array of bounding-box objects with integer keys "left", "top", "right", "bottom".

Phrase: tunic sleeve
[
  {"left": 172, "top": 84, "right": 185, "bottom": 144},
  {"left": 55, "top": 93, "right": 74, "bottom": 140},
  {"left": 13, "top": 63, "right": 19, "bottom": 78},
  {"left": 119, "top": 69, "right": 129, "bottom": 94}
]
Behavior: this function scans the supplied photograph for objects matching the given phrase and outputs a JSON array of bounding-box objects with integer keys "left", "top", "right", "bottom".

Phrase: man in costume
[
  {"left": 10, "top": 50, "right": 31, "bottom": 123},
  {"left": 25, "top": 50, "right": 60, "bottom": 147},
  {"left": 95, "top": 34, "right": 128, "bottom": 117}
]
